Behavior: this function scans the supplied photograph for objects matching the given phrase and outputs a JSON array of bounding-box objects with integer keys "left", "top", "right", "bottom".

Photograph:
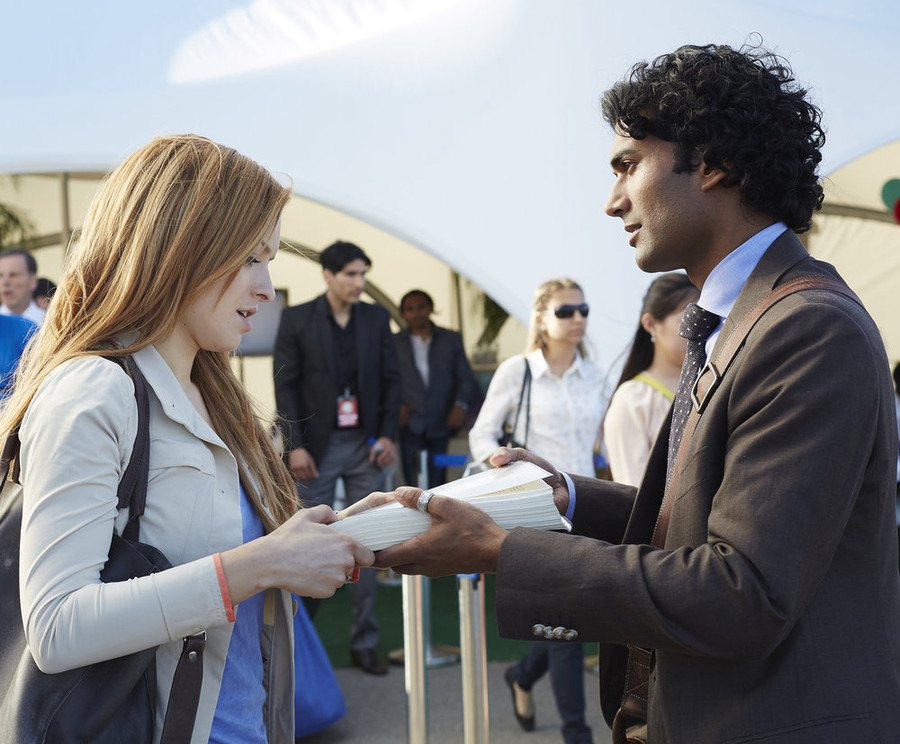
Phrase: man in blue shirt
[
  {"left": 377, "top": 43, "right": 900, "bottom": 743},
  {"left": 0, "top": 313, "right": 35, "bottom": 399}
]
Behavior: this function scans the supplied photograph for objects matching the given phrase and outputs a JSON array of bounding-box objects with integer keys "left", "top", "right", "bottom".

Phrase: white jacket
[{"left": 18, "top": 345, "right": 294, "bottom": 744}]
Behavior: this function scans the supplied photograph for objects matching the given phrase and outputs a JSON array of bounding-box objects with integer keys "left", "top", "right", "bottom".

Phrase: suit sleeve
[
  {"left": 376, "top": 310, "right": 401, "bottom": 441},
  {"left": 495, "top": 296, "right": 892, "bottom": 657},
  {"left": 272, "top": 307, "right": 305, "bottom": 452},
  {"left": 450, "top": 331, "right": 477, "bottom": 410}
]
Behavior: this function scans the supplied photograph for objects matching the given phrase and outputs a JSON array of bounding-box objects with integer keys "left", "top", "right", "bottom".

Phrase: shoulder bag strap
[
  {"left": 632, "top": 372, "right": 675, "bottom": 402},
  {"left": 521, "top": 361, "right": 532, "bottom": 447},
  {"left": 109, "top": 356, "right": 206, "bottom": 743},
  {"left": 651, "top": 275, "right": 859, "bottom": 548},
  {"left": 110, "top": 356, "right": 151, "bottom": 542},
  {"left": 509, "top": 358, "right": 532, "bottom": 445},
  {"left": 0, "top": 356, "right": 150, "bottom": 497}
]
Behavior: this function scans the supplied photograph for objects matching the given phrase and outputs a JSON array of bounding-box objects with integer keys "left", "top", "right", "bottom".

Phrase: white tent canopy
[{"left": 3, "top": 0, "right": 900, "bottom": 373}]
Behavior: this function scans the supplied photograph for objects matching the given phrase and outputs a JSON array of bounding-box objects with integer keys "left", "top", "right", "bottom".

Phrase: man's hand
[
  {"left": 374, "top": 487, "right": 509, "bottom": 577},
  {"left": 446, "top": 404, "right": 466, "bottom": 431},
  {"left": 289, "top": 447, "right": 318, "bottom": 481},
  {"left": 487, "top": 447, "right": 570, "bottom": 516},
  {"left": 398, "top": 404, "right": 411, "bottom": 428},
  {"left": 369, "top": 437, "right": 398, "bottom": 468}
]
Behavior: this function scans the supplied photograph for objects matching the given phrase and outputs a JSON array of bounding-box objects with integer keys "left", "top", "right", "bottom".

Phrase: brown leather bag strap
[{"left": 650, "top": 275, "right": 858, "bottom": 548}]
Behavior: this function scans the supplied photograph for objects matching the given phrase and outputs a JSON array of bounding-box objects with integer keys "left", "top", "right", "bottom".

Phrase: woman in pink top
[{"left": 602, "top": 273, "right": 698, "bottom": 487}]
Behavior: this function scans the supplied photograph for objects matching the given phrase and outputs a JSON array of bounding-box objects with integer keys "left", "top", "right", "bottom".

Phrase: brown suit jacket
[{"left": 495, "top": 232, "right": 900, "bottom": 742}]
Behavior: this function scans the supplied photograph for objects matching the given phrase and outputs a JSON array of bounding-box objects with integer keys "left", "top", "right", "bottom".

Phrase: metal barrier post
[
  {"left": 458, "top": 573, "right": 489, "bottom": 744},
  {"left": 402, "top": 574, "right": 428, "bottom": 743},
  {"left": 418, "top": 450, "right": 459, "bottom": 669}
]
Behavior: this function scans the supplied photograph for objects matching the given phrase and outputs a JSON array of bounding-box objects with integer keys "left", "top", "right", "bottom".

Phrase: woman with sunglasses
[
  {"left": 602, "top": 272, "right": 698, "bottom": 486},
  {"left": 469, "top": 277, "right": 605, "bottom": 744}
]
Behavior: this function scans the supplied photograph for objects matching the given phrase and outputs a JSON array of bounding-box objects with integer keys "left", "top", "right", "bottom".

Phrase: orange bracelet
[{"left": 213, "top": 553, "right": 236, "bottom": 623}]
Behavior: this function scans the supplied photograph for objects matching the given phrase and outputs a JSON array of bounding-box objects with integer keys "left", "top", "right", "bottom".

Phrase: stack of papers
[{"left": 330, "top": 460, "right": 571, "bottom": 551}]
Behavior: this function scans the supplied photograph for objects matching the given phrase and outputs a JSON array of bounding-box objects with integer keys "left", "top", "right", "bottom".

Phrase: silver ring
[
  {"left": 344, "top": 573, "right": 354, "bottom": 583},
  {"left": 416, "top": 490, "right": 436, "bottom": 514}
]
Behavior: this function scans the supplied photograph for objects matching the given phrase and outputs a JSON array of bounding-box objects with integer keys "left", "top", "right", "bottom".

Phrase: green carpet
[{"left": 313, "top": 573, "right": 537, "bottom": 668}]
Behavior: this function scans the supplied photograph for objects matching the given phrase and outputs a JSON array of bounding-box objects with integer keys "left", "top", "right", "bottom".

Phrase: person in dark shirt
[
  {"left": 394, "top": 289, "right": 477, "bottom": 488},
  {"left": 273, "top": 240, "right": 400, "bottom": 675}
]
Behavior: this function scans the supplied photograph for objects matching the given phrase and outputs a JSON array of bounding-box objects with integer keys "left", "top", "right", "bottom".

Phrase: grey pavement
[{"left": 298, "top": 660, "right": 612, "bottom": 744}]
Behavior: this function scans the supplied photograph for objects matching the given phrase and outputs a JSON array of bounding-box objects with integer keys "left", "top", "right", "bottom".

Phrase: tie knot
[{"left": 679, "top": 302, "right": 719, "bottom": 342}]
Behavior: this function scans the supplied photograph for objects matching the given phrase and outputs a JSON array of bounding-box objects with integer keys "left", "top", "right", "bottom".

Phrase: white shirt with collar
[
  {"left": 1, "top": 299, "right": 46, "bottom": 327},
  {"left": 469, "top": 347, "right": 607, "bottom": 477},
  {"left": 698, "top": 221, "right": 788, "bottom": 356}
]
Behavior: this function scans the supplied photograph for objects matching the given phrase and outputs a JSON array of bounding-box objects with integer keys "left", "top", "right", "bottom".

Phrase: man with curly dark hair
[{"left": 376, "top": 43, "right": 900, "bottom": 743}]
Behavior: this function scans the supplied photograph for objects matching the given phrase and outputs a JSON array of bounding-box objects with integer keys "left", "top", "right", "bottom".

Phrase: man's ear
[{"left": 699, "top": 163, "right": 727, "bottom": 192}]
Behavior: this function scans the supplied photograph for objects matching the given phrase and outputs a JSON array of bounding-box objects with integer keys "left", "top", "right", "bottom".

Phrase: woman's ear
[{"left": 640, "top": 312, "right": 656, "bottom": 336}]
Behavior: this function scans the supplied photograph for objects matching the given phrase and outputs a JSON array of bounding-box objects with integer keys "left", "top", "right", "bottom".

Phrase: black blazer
[
  {"left": 273, "top": 294, "right": 401, "bottom": 464},
  {"left": 394, "top": 325, "right": 477, "bottom": 438},
  {"left": 495, "top": 232, "right": 900, "bottom": 743}
]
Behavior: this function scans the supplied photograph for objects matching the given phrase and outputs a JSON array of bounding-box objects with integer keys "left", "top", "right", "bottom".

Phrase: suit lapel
[
  {"left": 626, "top": 231, "right": 812, "bottom": 544},
  {"left": 709, "top": 231, "right": 810, "bottom": 362}
]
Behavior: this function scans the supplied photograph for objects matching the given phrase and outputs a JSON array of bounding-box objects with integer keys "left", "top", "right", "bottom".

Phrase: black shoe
[
  {"left": 504, "top": 666, "right": 535, "bottom": 732},
  {"left": 350, "top": 648, "right": 388, "bottom": 675}
]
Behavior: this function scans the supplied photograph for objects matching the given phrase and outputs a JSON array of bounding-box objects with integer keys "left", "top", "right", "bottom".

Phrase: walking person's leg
[{"left": 548, "top": 642, "right": 593, "bottom": 744}]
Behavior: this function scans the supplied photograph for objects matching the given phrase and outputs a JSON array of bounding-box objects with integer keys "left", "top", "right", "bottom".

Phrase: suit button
[
  {"left": 531, "top": 624, "right": 546, "bottom": 637},
  {"left": 551, "top": 626, "right": 566, "bottom": 640},
  {"left": 542, "top": 626, "right": 554, "bottom": 639},
  {"left": 562, "top": 630, "right": 579, "bottom": 641}
]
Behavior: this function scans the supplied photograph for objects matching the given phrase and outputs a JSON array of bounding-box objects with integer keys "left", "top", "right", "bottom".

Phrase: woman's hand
[
  {"left": 335, "top": 491, "right": 396, "bottom": 520},
  {"left": 220, "top": 505, "right": 375, "bottom": 603}
]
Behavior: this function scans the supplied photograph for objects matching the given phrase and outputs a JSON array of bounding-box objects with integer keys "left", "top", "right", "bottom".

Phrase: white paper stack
[{"left": 330, "top": 460, "right": 571, "bottom": 551}]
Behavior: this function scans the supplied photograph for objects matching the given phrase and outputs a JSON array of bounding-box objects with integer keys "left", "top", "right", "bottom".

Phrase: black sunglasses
[{"left": 551, "top": 303, "right": 589, "bottom": 319}]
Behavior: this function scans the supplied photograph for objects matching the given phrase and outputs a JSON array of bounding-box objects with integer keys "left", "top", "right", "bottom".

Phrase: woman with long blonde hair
[
  {"left": 0, "top": 134, "right": 374, "bottom": 743},
  {"left": 469, "top": 277, "right": 605, "bottom": 744}
]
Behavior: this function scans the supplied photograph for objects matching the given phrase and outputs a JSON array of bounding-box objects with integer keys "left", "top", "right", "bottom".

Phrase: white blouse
[
  {"left": 468, "top": 348, "right": 607, "bottom": 477},
  {"left": 602, "top": 373, "right": 673, "bottom": 487}
]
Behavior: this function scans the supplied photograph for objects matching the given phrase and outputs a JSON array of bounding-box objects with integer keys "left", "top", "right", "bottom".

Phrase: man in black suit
[
  {"left": 273, "top": 240, "right": 400, "bottom": 675},
  {"left": 394, "top": 289, "right": 478, "bottom": 488}
]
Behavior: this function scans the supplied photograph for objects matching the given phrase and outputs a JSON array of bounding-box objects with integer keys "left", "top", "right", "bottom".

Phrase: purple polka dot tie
[{"left": 667, "top": 302, "right": 720, "bottom": 479}]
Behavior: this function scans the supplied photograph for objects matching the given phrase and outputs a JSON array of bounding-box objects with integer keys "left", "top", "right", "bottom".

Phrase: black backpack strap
[
  {"left": 108, "top": 356, "right": 207, "bottom": 742},
  {"left": 107, "top": 356, "right": 151, "bottom": 542}
]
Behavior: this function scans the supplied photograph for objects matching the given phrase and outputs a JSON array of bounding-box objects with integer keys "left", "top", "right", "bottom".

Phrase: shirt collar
[
  {"left": 131, "top": 343, "right": 229, "bottom": 450},
  {"left": 699, "top": 222, "right": 788, "bottom": 320},
  {"left": 526, "top": 347, "right": 584, "bottom": 378}
]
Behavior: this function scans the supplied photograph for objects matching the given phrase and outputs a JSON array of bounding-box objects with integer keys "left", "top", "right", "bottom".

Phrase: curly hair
[{"left": 601, "top": 42, "right": 825, "bottom": 232}]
